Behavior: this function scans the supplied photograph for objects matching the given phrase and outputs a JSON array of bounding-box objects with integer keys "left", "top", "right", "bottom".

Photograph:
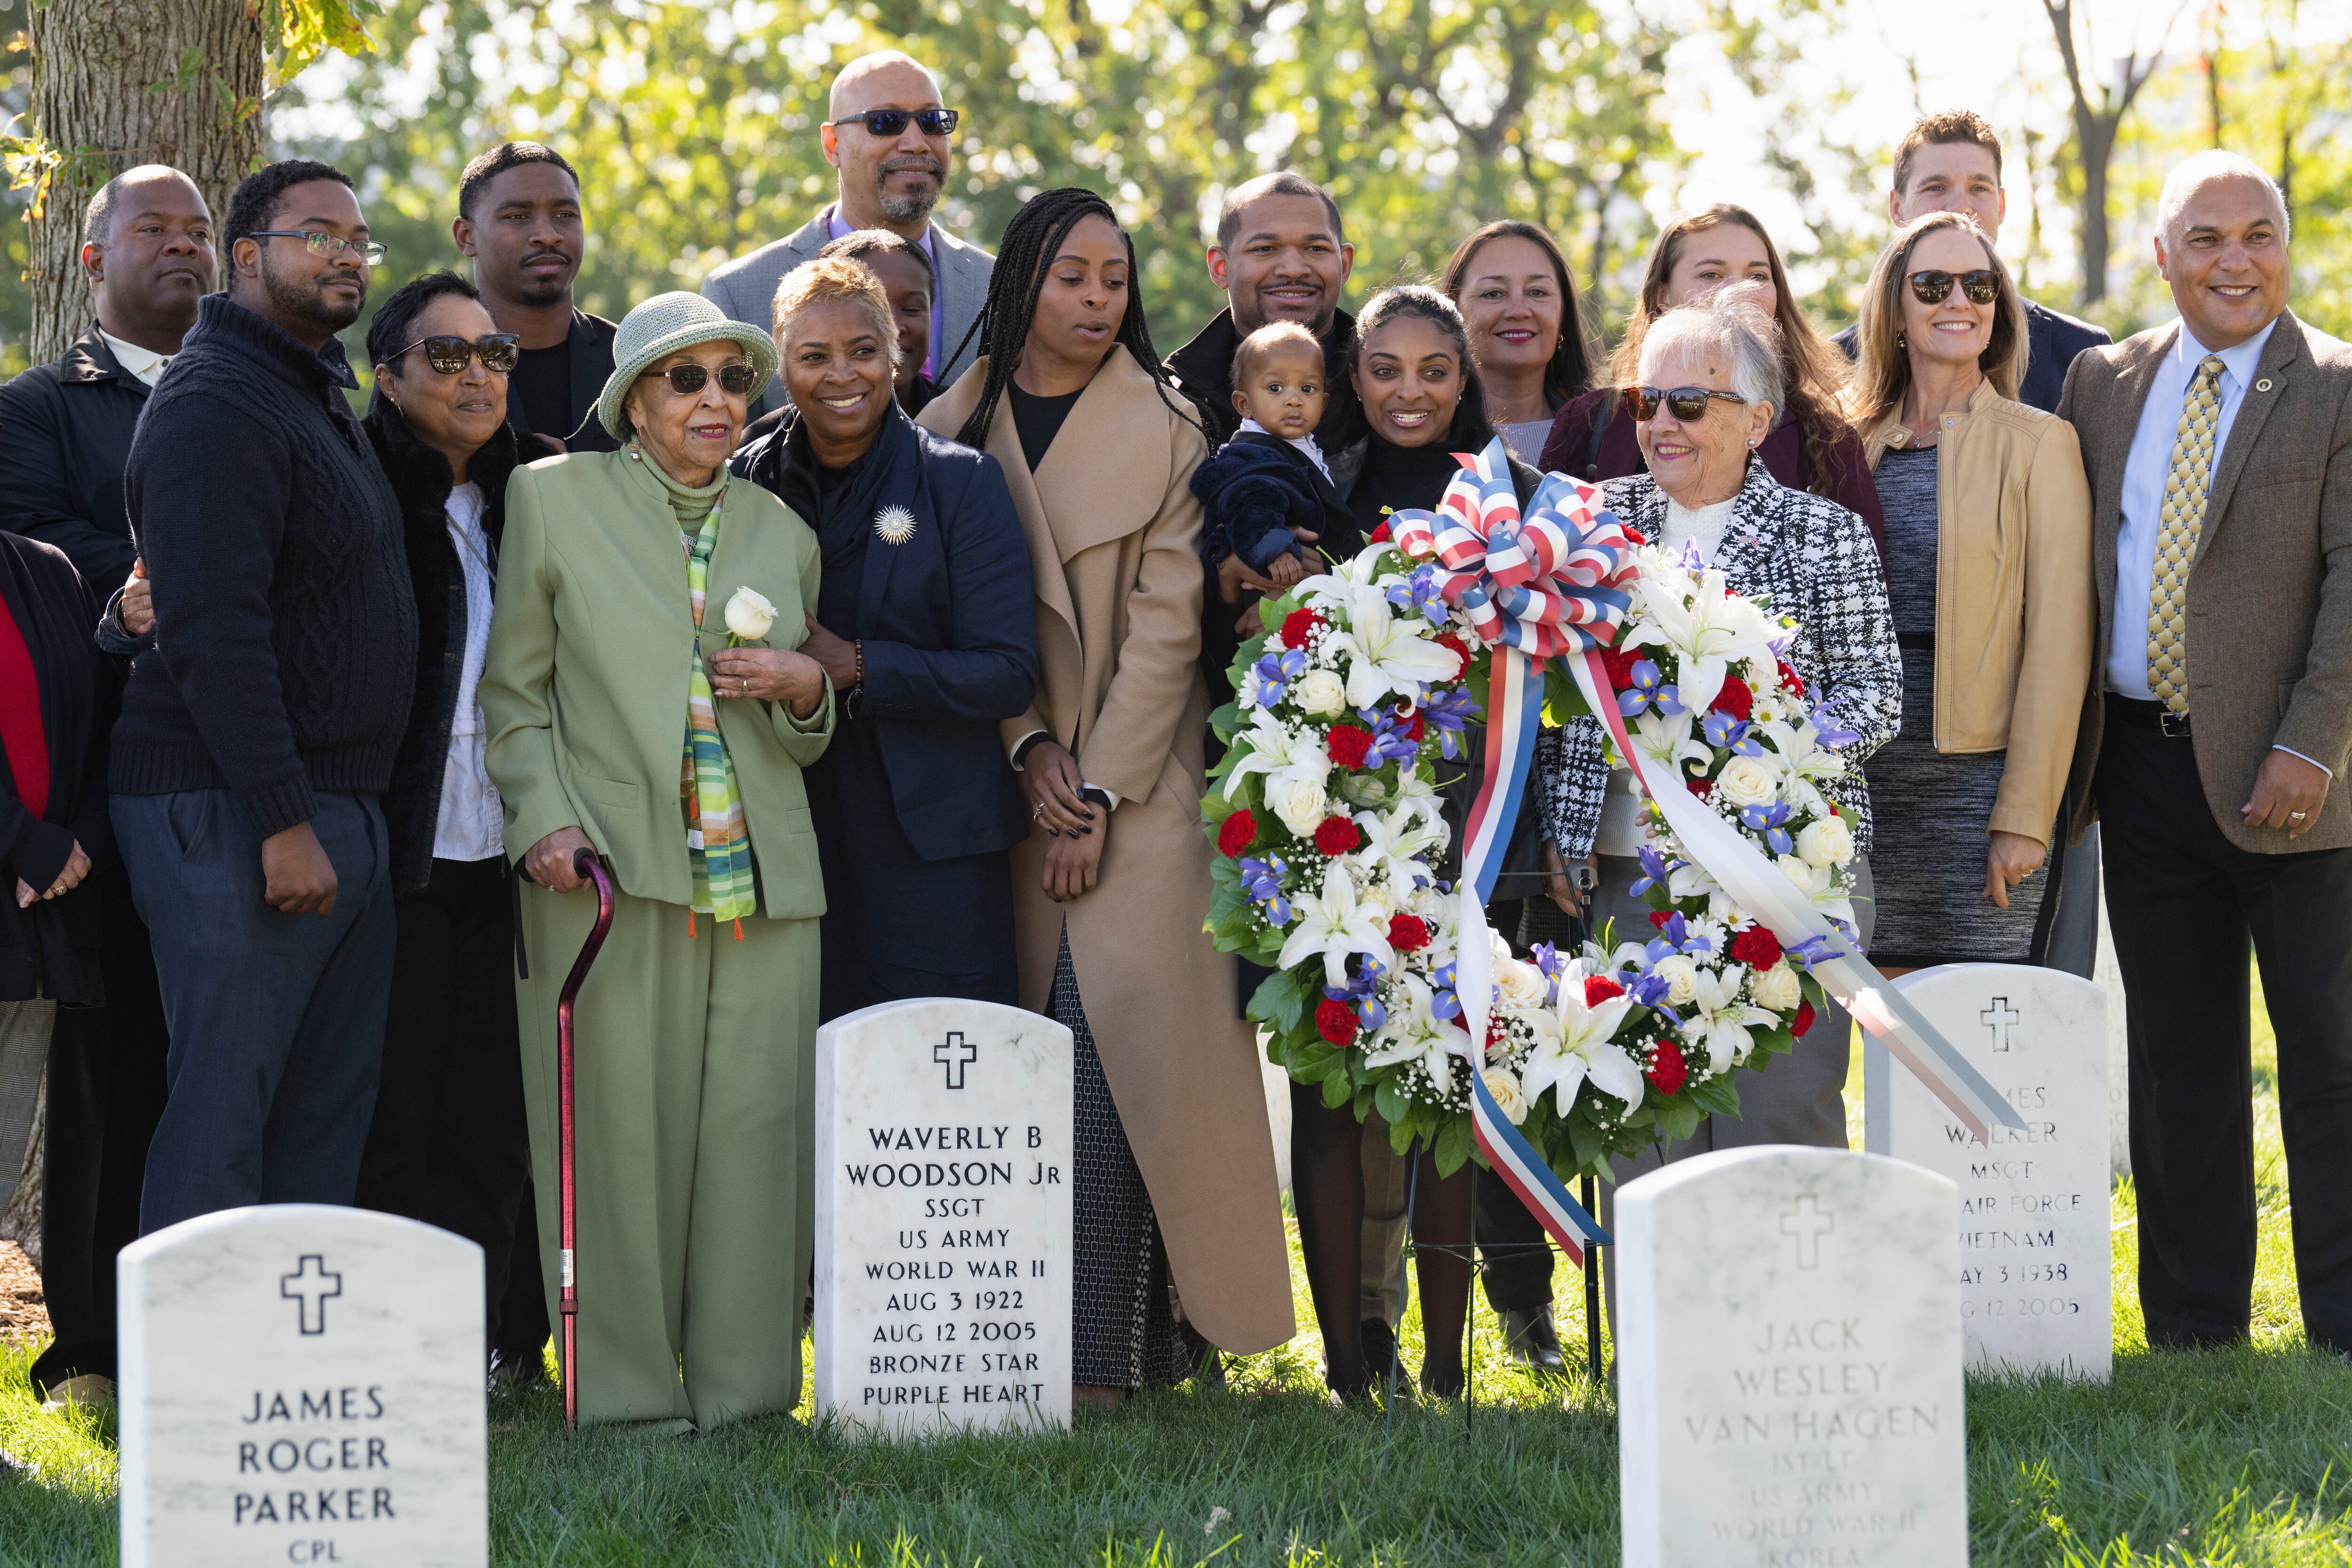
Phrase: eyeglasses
[
  {"left": 1907, "top": 269, "right": 2000, "bottom": 305},
  {"left": 830, "top": 108, "right": 959, "bottom": 138},
  {"left": 654, "top": 362, "right": 758, "bottom": 397},
  {"left": 246, "top": 230, "right": 388, "bottom": 267},
  {"left": 391, "top": 333, "right": 521, "bottom": 374},
  {"left": 1621, "top": 385, "right": 1749, "bottom": 422}
]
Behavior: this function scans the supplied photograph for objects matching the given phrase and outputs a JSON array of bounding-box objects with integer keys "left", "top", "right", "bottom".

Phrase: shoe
[
  {"left": 1359, "top": 1317, "right": 1412, "bottom": 1388},
  {"left": 40, "top": 1374, "right": 115, "bottom": 1414},
  {"left": 487, "top": 1348, "right": 549, "bottom": 1393},
  {"left": 1501, "top": 1306, "right": 1565, "bottom": 1373}
]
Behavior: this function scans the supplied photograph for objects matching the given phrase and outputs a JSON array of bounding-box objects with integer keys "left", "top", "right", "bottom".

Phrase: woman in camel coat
[{"left": 920, "top": 189, "right": 1291, "bottom": 1404}]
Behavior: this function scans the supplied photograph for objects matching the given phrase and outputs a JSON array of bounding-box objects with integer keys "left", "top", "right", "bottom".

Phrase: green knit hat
[{"left": 597, "top": 291, "right": 779, "bottom": 441}]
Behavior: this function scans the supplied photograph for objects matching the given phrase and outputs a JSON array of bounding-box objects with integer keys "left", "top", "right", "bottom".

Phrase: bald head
[
  {"left": 84, "top": 164, "right": 206, "bottom": 246},
  {"left": 829, "top": 51, "right": 939, "bottom": 120},
  {"left": 79, "top": 164, "right": 215, "bottom": 353},
  {"left": 2158, "top": 150, "right": 2290, "bottom": 247}
]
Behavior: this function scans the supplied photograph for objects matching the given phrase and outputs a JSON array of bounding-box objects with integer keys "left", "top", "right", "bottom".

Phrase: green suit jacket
[{"left": 481, "top": 446, "right": 834, "bottom": 916}]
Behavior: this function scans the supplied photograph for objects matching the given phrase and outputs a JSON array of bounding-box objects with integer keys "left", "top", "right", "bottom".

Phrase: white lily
[
  {"left": 1389, "top": 766, "right": 1448, "bottom": 833},
  {"left": 1277, "top": 863, "right": 1398, "bottom": 989},
  {"left": 1359, "top": 971, "right": 1459, "bottom": 1095},
  {"left": 1623, "top": 565, "right": 1779, "bottom": 715},
  {"left": 1626, "top": 708, "right": 1710, "bottom": 791},
  {"left": 1349, "top": 806, "right": 1445, "bottom": 891},
  {"left": 1294, "top": 543, "right": 1405, "bottom": 603},
  {"left": 1519, "top": 986, "right": 1643, "bottom": 1113},
  {"left": 1322, "top": 584, "right": 1464, "bottom": 709},
  {"left": 1682, "top": 964, "right": 1779, "bottom": 1073},
  {"left": 1221, "top": 710, "right": 1329, "bottom": 799}
]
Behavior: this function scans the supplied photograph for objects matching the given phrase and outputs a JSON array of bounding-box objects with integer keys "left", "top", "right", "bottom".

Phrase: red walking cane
[{"left": 557, "top": 848, "right": 615, "bottom": 1430}]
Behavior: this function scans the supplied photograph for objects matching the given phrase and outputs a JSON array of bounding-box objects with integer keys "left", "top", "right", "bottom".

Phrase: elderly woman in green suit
[{"left": 480, "top": 292, "right": 833, "bottom": 1432}]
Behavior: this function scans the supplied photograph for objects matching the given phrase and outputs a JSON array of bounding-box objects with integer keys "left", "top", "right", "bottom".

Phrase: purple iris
[
  {"left": 1422, "top": 689, "right": 1478, "bottom": 759},
  {"left": 1619, "top": 658, "right": 1682, "bottom": 719},
  {"left": 1326, "top": 958, "right": 1389, "bottom": 1032},
  {"left": 1629, "top": 843, "right": 1675, "bottom": 898},
  {"left": 1787, "top": 932, "right": 1844, "bottom": 968},
  {"left": 1386, "top": 564, "right": 1449, "bottom": 628},
  {"left": 1430, "top": 963, "right": 1462, "bottom": 1023},
  {"left": 1701, "top": 710, "right": 1748, "bottom": 749},
  {"left": 1238, "top": 856, "right": 1291, "bottom": 924},
  {"left": 1361, "top": 705, "right": 1422, "bottom": 765},
  {"left": 1810, "top": 694, "right": 1862, "bottom": 749},
  {"left": 1251, "top": 647, "right": 1307, "bottom": 704},
  {"left": 1739, "top": 801, "right": 1796, "bottom": 856}
]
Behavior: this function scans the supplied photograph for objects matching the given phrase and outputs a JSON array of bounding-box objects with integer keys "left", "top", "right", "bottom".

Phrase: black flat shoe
[{"left": 1360, "top": 1317, "right": 1412, "bottom": 1388}]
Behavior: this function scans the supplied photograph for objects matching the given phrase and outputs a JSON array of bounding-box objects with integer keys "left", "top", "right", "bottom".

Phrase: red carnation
[
  {"left": 1435, "top": 631, "right": 1470, "bottom": 670},
  {"left": 1368, "top": 520, "right": 1393, "bottom": 544},
  {"left": 1689, "top": 774, "right": 1715, "bottom": 801},
  {"left": 1710, "top": 676, "right": 1753, "bottom": 721},
  {"left": 1599, "top": 642, "right": 1645, "bottom": 692},
  {"left": 1648, "top": 909, "right": 1673, "bottom": 930},
  {"left": 1396, "top": 705, "right": 1426, "bottom": 741},
  {"left": 1279, "top": 607, "right": 1326, "bottom": 647},
  {"left": 1777, "top": 660, "right": 1806, "bottom": 698},
  {"left": 1216, "top": 809, "right": 1257, "bottom": 858},
  {"left": 1316, "top": 998, "right": 1359, "bottom": 1045},
  {"left": 1793, "top": 1001, "right": 1818, "bottom": 1038},
  {"left": 1584, "top": 975, "right": 1625, "bottom": 1006},
  {"left": 1387, "top": 913, "right": 1430, "bottom": 952},
  {"left": 1645, "top": 1038, "right": 1688, "bottom": 1096},
  {"left": 1314, "top": 816, "right": 1362, "bottom": 856},
  {"left": 1326, "top": 724, "right": 1374, "bottom": 770},
  {"left": 1729, "top": 926, "right": 1783, "bottom": 971}
]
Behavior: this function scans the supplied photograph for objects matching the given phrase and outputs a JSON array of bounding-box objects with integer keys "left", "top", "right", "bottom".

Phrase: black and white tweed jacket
[{"left": 1536, "top": 460, "right": 1901, "bottom": 858}]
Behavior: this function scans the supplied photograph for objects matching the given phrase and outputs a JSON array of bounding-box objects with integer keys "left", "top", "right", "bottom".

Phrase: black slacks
[
  {"left": 355, "top": 856, "right": 531, "bottom": 1348},
  {"left": 2097, "top": 710, "right": 2352, "bottom": 1353},
  {"left": 30, "top": 866, "right": 169, "bottom": 1395}
]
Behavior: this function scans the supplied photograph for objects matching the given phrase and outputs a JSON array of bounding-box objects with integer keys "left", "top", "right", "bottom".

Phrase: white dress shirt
[
  {"left": 99, "top": 328, "right": 173, "bottom": 388},
  {"left": 1236, "top": 416, "right": 1334, "bottom": 482},
  {"left": 432, "top": 483, "right": 507, "bottom": 861}
]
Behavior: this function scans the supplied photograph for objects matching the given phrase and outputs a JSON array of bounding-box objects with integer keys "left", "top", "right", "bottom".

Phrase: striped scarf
[{"left": 681, "top": 497, "right": 757, "bottom": 925}]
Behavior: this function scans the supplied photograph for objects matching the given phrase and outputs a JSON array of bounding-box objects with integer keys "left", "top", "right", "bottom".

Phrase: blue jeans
[{"left": 113, "top": 789, "right": 396, "bottom": 1234}]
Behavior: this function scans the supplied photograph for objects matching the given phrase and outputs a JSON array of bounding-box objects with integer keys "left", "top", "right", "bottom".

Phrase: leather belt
[{"left": 2107, "top": 692, "right": 2191, "bottom": 739}]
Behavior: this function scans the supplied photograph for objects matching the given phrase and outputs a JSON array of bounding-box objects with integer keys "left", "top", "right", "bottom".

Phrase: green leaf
[
  {"left": 1432, "top": 1114, "right": 1475, "bottom": 1177},
  {"left": 1247, "top": 969, "right": 1306, "bottom": 1034}
]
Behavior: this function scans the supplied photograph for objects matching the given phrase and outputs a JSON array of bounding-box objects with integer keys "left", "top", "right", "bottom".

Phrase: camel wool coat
[{"left": 921, "top": 348, "right": 1294, "bottom": 1355}]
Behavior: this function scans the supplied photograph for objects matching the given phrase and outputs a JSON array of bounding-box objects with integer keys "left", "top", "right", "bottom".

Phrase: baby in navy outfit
[{"left": 1192, "top": 322, "right": 1342, "bottom": 587}]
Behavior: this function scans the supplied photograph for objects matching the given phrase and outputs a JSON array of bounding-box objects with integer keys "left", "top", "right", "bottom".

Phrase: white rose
[
  {"left": 1716, "top": 754, "right": 1780, "bottom": 808},
  {"left": 1481, "top": 1067, "right": 1530, "bottom": 1125},
  {"left": 1495, "top": 959, "right": 1549, "bottom": 1007},
  {"left": 724, "top": 585, "right": 778, "bottom": 641},
  {"left": 1266, "top": 771, "right": 1330, "bottom": 838},
  {"left": 1796, "top": 813, "right": 1854, "bottom": 868},
  {"left": 1750, "top": 960, "right": 1803, "bottom": 1011},
  {"left": 1293, "top": 669, "right": 1347, "bottom": 716},
  {"left": 1651, "top": 954, "right": 1700, "bottom": 1006},
  {"left": 1777, "top": 852, "right": 1829, "bottom": 896}
]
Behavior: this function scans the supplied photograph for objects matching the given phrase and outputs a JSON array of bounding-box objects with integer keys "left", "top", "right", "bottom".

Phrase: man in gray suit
[
  {"left": 2059, "top": 150, "right": 2352, "bottom": 1356},
  {"left": 702, "top": 49, "right": 993, "bottom": 416}
]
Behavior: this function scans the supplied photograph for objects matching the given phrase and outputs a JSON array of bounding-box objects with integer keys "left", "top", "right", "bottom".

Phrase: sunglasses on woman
[
  {"left": 1621, "top": 384, "right": 1749, "bottom": 422},
  {"left": 656, "top": 362, "right": 758, "bottom": 397},
  {"left": 1907, "top": 269, "right": 2000, "bottom": 305},
  {"left": 833, "top": 108, "right": 959, "bottom": 137},
  {"left": 392, "top": 333, "right": 522, "bottom": 374}
]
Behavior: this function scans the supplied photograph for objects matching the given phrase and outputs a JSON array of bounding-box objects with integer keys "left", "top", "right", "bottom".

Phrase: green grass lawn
[{"left": 6, "top": 968, "right": 2350, "bottom": 1567}]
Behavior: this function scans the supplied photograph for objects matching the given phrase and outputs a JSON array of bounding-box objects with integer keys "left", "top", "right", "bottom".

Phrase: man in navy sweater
[{"left": 111, "top": 160, "right": 415, "bottom": 1234}]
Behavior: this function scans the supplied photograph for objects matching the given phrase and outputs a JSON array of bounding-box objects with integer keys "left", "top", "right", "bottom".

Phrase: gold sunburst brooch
[{"left": 873, "top": 505, "right": 918, "bottom": 545}]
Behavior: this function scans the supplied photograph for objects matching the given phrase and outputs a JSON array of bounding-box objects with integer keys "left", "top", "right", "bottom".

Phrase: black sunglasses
[
  {"left": 1622, "top": 384, "right": 1749, "bottom": 422},
  {"left": 392, "top": 333, "right": 521, "bottom": 374},
  {"left": 1907, "top": 269, "right": 2000, "bottom": 305},
  {"left": 655, "top": 362, "right": 758, "bottom": 397},
  {"left": 834, "top": 108, "right": 959, "bottom": 137}
]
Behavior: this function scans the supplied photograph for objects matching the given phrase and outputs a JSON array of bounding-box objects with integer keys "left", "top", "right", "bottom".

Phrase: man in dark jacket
[
  {"left": 453, "top": 140, "right": 619, "bottom": 454},
  {"left": 0, "top": 164, "right": 209, "bottom": 1409},
  {"left": 112, "top": 159, "right": 415, "bottom": 1235},
  {"left": 1831, "top": 109, "right": 2111, "bottom": 982}
]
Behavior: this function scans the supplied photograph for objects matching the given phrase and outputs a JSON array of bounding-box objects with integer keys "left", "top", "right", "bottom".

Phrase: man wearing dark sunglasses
[
  {"left": 702, "top": 49, "right": 994, "bottom": 415},
  {"left": 111, "top": 159, "right": 415, "bottom": 1239},
  {"left": 454, "top": 140, "right": 620, "bottom": 454}
]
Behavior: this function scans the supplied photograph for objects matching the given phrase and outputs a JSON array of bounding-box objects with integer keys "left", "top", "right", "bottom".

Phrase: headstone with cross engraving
[
  {"left": 813, "top": 997, "right": 1073, "bottom": 1436},
  {"left": 1616, "top": 1146, "right": 1966, "bottom": 1568},
  {"left": 1864, "top": 963, "right": 2112, "bottom": 1380},
  {"left": 116, "top": 1204, "right": 486, "bottom": 1567}
]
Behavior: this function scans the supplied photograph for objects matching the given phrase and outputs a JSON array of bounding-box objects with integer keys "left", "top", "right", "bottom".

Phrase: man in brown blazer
[{"left": 2060, "top": 150, "right": 2352, "bottom": 1356}]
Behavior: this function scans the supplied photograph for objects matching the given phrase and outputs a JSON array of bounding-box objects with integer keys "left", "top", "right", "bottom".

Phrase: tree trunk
[
  {"left": 2074, "top": 111, "right": 2115, "bottom": 308},
  {"left": 24, "top": 0, "right": 267, "bottom": 365}
]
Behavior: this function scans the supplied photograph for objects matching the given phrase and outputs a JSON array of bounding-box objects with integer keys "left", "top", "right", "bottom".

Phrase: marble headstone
[
  {"left": 1866, "top": 963, "right": 2113, "bottom": 1380},
  {"left": 814, "top": 998, "right": 1073, "bottom": 1436},
  {"left": 1617, "top": 1146, "right": 1966, "bottom": 1568},
  {"left": 2095, "top": 885, "right": 2131, "bottom": 1176},
  {"left": 119, "top": 1204, "right": 486, "bottom": 1568}
]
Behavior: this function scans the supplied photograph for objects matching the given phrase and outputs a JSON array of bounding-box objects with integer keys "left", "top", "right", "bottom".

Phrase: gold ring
[{"left": 2291, "top": 811, "right": 2308, "bottom": 820}]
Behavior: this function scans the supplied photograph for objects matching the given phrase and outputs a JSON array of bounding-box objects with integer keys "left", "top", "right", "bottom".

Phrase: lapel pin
[
  {"left": 873, "top": 505, "right": 917, "bottom": 545},
  {"left": 2256, "top": 378, "right": 2274, "bottom": 392}
]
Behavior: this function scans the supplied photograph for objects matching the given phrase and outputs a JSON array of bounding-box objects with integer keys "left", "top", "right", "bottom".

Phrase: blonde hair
[
  {"left": 1845, "top": 211, "right": 2028, "bottom": 432},
  {"left": 772, "top": 254, "right": 899, "bottom": 371}
]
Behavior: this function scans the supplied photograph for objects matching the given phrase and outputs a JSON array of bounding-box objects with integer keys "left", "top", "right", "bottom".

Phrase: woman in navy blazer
[{"left": 732, "top": 256, "right": 1037, "bottom": 1019}]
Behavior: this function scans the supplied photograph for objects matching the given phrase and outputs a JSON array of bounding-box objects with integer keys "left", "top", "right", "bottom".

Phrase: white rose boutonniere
[{"left": 724, "top": 585, "right": 778, "bottom": 644}]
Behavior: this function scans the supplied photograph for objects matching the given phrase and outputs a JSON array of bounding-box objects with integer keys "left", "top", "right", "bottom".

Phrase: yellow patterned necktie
[{"left": 2146, "top": 354, "right": 2227, "bottom": 716}]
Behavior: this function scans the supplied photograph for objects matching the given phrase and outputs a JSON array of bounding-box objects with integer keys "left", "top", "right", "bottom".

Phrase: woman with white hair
[
  {"left": 1844, "top": 211, "right": 2092, "bottom": 973},
  {"left": 1536, "top": 290, "right": 1901, "bottom": 1156}
]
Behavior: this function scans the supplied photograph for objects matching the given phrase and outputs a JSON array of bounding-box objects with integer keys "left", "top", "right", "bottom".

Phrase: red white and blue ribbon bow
[{"left": 1390, "top": 437, "right": 1638, "bottom": 1266}]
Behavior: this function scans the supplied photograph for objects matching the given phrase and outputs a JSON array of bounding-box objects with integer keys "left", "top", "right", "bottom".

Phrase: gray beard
[{"left": 877, "top": 184, "right": 938, "bottom": 225}]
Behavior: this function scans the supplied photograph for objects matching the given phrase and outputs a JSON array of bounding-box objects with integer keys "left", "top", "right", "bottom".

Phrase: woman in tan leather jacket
[{"left": 1846, "top": 211, "right": 2094, "bottom": 970}]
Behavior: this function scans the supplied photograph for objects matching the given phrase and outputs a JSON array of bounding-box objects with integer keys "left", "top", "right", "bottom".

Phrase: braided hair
[{"left": 949, "top": 187, "right": 1204, "bottom": 452}]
